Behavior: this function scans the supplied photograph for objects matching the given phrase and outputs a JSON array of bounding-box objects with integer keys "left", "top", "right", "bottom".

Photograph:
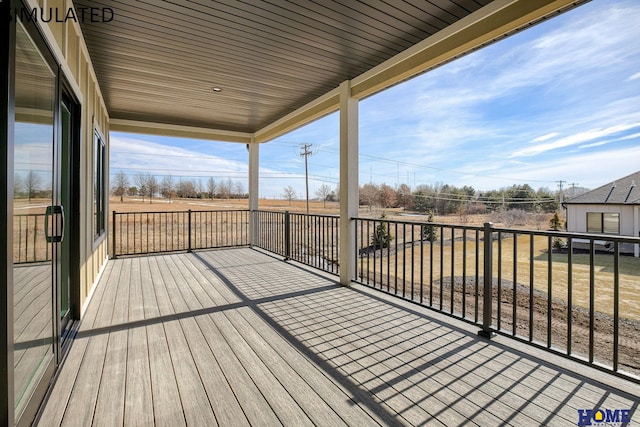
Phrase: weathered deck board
[
  {"left": 143, "top": 256, "right": 186, "bottom": 427},
  {"left": 13, "top": 264, "right": 53, "bottom": 408},
  {"left": 60, "top": 257, "right": 128, "bottom": 426},
  {"left": 123, "top": 257, "right": 154, "bottom": 426},
  {"left": 175, "top": 254, "right": 350, "bottom": 427},
  {"left": 38, "top": 260, "right": 117, "bottom": 427},
  {"left": 37, "top": 248, "right": 640, "bottom": 426},
  {"left": 151, "top": 256, "right": 218, "bottom": 426}
]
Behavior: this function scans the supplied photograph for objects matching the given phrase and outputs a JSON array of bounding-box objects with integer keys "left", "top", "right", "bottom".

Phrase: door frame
[
  {"left": 56, "top": 83, "right": 81, "bottom": 357},
  {"left": 6, "top": 4, "right": 81, "bottom": 425},
  {"left": 12, "top": 13, "right": 60, "bottom": 427},
  {"left": 1, "top": 0, "right": 17, "bottom": 424}
]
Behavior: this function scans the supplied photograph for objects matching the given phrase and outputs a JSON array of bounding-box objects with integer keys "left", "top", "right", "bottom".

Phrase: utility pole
[
  {"left": 556, "top": 180, "right": 565, "bottom": 205},
  {"left": 568, "top": 182, "right": 579, "bottom": 199},
  {"left": 557, "top": 180, "right": 566, "bottom": 221},
  {"left": 300, "top": 144, "right": 312, "bottom": 215}
]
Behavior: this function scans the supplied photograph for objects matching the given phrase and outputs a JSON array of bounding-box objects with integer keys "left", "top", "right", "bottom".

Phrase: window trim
[
  {"left": 586, "top": 212, "right": 620, "bottom": 235},
  {"left": 93, "top": 129, "right": 106, "bottom": 241}
]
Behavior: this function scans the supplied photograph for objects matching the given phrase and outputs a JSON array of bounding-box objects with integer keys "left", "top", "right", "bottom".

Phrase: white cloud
[
  {"left": 628, "top": 72, "right": 640, "bottom": 81},
  {"left": 110, "top": 135, "right": 249, "bottom": 178},
  {"left": 510, "top": 122, "right": 640, "bottom": 158},
  {"left": 503, "top": 145, "right": 640, "bottom": 189},
  {"left": 437, "top": 143, "right": 640, "bottom": 191},
  {"left": 579, "top": 131, "right": 640, "bottom": 149},
  {"left": 532, "top": 133, "right": 559, "bottom": 143}
]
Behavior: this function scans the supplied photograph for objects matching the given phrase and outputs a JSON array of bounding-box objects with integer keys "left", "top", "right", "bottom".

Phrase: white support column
[
  {"left": 248, "top": 139, "right": 259, "bottom": 246},
  {"left": 339, "top": 81, "right": 358, "bottom": 286}
]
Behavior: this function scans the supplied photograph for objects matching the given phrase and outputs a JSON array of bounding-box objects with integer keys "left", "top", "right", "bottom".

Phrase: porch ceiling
[{"left": 74, "top": 0, "right": 583, "bottom": 143}]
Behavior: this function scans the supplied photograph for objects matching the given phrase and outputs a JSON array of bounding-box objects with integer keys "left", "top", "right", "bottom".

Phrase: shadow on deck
[{"left": 37, "top": 248, "right": 639, "bottom": 426}]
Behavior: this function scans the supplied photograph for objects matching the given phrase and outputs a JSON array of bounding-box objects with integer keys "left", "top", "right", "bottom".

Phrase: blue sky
[{"left": 110, "top": 0, "right": 640, "bottom": 199}]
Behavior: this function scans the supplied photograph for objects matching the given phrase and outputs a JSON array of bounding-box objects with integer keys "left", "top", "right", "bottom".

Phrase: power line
[
  {"left": 359, "top": 153, "right": 554, "bottom": 184},
  {"left": 412, "top": 193, "right": 556, "bottom": 204},
  {"left": 270, "top": 140, "right": 554, "bottom": 183},
  {"left": 113, "top": 140, "right": 554, "bottom": 186},
  {"left": 110, "top": 150, "right": 247, "bottom": 162}
]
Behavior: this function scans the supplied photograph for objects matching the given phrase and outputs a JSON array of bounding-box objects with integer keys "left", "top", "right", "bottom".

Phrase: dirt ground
[
  {"left": 109, "top": 196, "right": 554, "bottom": 230},
  {"left": 358, "top": 269, "right": 640, "bottom": 377},
  {"left": 109, "top": 196, "right": 341, "bottom": 214}
]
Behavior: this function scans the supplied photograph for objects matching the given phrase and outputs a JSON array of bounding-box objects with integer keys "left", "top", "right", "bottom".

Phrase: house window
[
  {"left": 586, "top": 212, "right": 619, "bottom": 234},
  {"left": 94, "top": 130, "right": 106, "bottom": 239}
]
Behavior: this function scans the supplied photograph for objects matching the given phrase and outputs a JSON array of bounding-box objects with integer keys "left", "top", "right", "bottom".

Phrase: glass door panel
[
  {"left": 13, "top": 20, "right": 56, "bottom": 420},
  {"left": 59, "top": 99, "right": 71, "bottom": 330}
]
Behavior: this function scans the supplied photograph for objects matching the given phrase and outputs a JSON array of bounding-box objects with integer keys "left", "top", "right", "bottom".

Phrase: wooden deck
[
  {"left": 14, "top": 263, "right": 53, "bottom": 413},
  {"left": 37, "top": 248, "right": 639, "bottom": 426}
]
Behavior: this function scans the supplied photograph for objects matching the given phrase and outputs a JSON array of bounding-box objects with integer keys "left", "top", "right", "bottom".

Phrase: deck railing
[
  {"left": 354, "top": 217, "right": 640, "bottom": 382},
  {"left": 14, "top": 213, "right": 49, "bottom": 264},
  {"left": 253, "top": 210, "right": 339, "bottom": 275},
  {"left": 112, "top": 209, "right": 340, "bottom": 275},
  {"left": 354, "top": 218, "right": 484, "bottom": 321},
  {"left": 109, "top": 209, "right": 640, "bottom": 381},
  {"left": 112, "top": 210, "right": 250, "bottom": 256}
]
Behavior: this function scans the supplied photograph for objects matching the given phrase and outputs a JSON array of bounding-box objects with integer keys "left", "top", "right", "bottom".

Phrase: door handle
[{"left": 45, "top": 205, "right": 64, "bottom": 243}]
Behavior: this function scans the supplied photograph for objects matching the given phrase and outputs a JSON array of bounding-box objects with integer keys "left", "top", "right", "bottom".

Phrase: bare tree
[
  {"left": 160, "top": 175, "right": 175, "bottom": 201},
  {"left": 225, "top": 178, "right": 234, "bottom": 199},
  {"left": 233, "top": 181, "right": 245, "bottom": 198},
  {"left": 196, "top": 179, "right": 204, "bottom": 199},
  {"left": 13, "top": 174, "right": 23, "bottom": 198},
  {"left": 147, "top": 175, "right": 159, "bottom": 203},
  {"left": 395, "top": 183, "right": 413, "bottom": 210},
  {"left": 218, "top": 178, "right": 232, "bottom": 200},
  {"left": 315, "top": 183, "right": 332, "bottom": 208},
  {"left": 378, "top": 183, "right": 396, "bottom": 208},
  {"left": 134, "top": 174, "right": 148, "bottom": 202},
  {"left": 207, "top": 177, "right": 216, "bottom": 200},
  {"left": 359, "top": 183, "right": 378, "bottom": 211},
  {"left": 24, "top": 170, "right": 42, "bottom": 201},
  {"left": 282, "top": 186, "right": 296, "bottom": 205},
  {"left": 177, "top": 180, "right": 197, "bottom": 198},
  {"left": 111, "top": 170, "right": 129, "bottom": 202}
]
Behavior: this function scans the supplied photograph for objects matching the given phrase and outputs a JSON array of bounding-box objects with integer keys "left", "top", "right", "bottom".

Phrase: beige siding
[
  {"left": 66, "top": 24, "right": 79, "bottom": 82},
  {"left": 46, "top": 0, "right": 66, "bottom": 55},
  {"left": 34, "top": 0, "right": 111, "bottom": 315},
  {"left": 566, "top": 205, "right": 636, "bottom": 236}
]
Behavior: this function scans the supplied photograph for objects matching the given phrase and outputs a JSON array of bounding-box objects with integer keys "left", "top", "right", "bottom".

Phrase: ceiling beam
[
  {"left": 253, "top": 88, "right": 340, "bottom": 144},
  {"left": 110, "top": 119, "right": 253, "bottom": 144}
]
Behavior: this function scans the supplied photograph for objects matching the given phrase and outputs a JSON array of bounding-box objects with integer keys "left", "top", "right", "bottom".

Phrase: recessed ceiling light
[{"left": 212, "top": 87, "right": 223, "bottom": 93}]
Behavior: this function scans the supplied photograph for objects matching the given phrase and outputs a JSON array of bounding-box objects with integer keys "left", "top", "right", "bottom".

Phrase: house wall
[
  {"left": 32, "top": 0, "right": 110, "bottom": 312},
  {"left": 566, "top": 204, "right": 637, "bottom": 236}
]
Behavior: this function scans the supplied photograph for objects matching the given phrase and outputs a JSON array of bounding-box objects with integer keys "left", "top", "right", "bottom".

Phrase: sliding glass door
[{"left": 13, "top": 20, "right": 60, "bottom": 424}]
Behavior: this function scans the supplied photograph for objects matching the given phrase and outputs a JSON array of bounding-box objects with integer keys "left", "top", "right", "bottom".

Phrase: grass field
[
  {"left": 359, "top": 234, "right": 640, "bottom": 321},
  {"left": 109, "top": 196, "right": 341, "bottom": 214},
  {"left": 109, "top": 196, "right": 552, "bottom": 229}
]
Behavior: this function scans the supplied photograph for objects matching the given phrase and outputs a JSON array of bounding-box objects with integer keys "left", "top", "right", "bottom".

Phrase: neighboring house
[{"left": 564, "top": 171, "right": 640, "bottom": 256}]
